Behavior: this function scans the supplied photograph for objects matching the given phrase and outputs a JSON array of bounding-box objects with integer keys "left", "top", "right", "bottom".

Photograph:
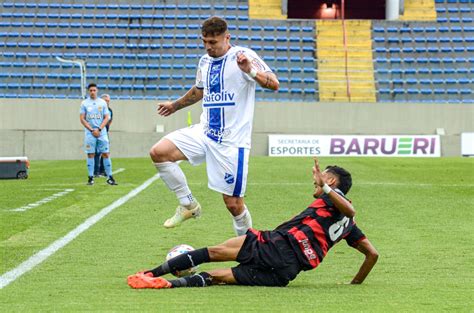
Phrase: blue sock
[
  {"left": 86, "top": 158, "right": 94, "bottom": 177},
  {"left": 103, "top": 157, "right": 112, "bottom": 177},
  {"left": 94, "top": 153, "right": 101, "bottom": 174}
]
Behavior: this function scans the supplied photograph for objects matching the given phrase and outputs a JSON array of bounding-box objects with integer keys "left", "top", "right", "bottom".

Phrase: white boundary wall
[{"left": 0, "top": 99, "right": 472, "bottom": 158}]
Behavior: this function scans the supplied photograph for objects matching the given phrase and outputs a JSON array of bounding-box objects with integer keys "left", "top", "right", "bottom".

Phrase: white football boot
[{"left": 163, "top": 202, "right": 201, "bottom": 228}]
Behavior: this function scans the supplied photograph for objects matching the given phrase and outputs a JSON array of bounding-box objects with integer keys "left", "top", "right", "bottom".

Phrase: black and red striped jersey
[{"left": 274, "top": 190, "right": 366, "bottom": 270}]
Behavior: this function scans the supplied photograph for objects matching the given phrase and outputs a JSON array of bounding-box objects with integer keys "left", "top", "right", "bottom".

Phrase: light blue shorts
[{"left": 84, "top": 132, "right": 109, "bottom": 154}]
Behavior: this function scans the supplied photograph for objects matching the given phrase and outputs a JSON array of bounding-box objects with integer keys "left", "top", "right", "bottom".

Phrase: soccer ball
[{"left": 166, "top": 244, "right": 199, "bottom": 278}]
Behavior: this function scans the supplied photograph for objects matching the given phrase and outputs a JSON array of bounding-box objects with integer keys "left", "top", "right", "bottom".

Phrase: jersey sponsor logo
[
  {"left": 203, "top": 90, "right": 235, "bottom": 104},
  {"left": 299, "top": 238, "right": 318, "bottom": 261},
  {"left": 224, "top": 173, "right": 235, "bottom": 184},
  {"left": 87, "top": 113, "right": 102, "bottom": 119}
]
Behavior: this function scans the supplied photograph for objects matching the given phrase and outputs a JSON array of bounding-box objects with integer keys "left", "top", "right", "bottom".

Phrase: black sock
[
  {"left": 145, "top": 248, "right": 210, "bottom": 277},
  {"left": 170, "top": 272, "right": 213, "bottom": 288}
]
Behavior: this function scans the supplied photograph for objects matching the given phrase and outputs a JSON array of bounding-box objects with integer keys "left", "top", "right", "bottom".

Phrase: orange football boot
[{"left": 128, "top": 272, "right": 172, "bottom": 289}]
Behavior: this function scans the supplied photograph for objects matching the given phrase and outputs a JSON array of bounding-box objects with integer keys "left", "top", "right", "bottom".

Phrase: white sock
[
  {"left": 232, "top": 206, "right": 253, "bottom": 236},
  {"left": 154, "top": 162, "right": 195, "bottom": 207}
]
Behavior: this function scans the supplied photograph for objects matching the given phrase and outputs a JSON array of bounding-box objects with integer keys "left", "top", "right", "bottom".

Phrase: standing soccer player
[
  {"left": 79, "top": 84, "right": 117, "bottom": 186},
  {"left": 149, "top": 16, "right": 279, "bottom": 234},
  {"left": 94, "top": 93, "right": 113, "bottom": 177}
]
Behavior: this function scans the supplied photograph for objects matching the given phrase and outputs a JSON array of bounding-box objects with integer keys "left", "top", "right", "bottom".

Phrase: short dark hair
[
  {"left": 325, "top": 165, "right": 352, "bottom": 194},
  {"left": 87, "top": 83, "right": 97, "bottom": 90},
  {"left": 201, "top": 16, "right": 228, "bottom": 37}
]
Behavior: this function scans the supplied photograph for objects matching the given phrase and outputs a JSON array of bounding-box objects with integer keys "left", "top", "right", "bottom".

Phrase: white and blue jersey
[
  {"left": 164, "top": 46, "right": 272, "bottom": 197},
  {"left": 195, "top": 46, "right": 272, "bottom": 149},
  {"left": 80, "top": 98, "right": 110, "bottom": 154}
]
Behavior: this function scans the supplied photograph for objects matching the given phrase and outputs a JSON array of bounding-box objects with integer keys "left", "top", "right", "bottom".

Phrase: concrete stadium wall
[{"left": 0, "top": 98, "right": 472, "bottom": 159}]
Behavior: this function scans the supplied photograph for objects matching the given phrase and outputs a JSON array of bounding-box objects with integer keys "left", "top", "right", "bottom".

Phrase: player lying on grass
[{"left": 128, "top": 158, "right": 379, "bottom": 288}]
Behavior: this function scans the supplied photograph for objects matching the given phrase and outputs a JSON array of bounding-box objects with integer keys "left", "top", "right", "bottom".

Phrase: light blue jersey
[
  {"left": 80, "top": 97, "right": 110, "bottom": 132},
  {"left": 80, "top": 97, "right": 110, "bottom": 154}
]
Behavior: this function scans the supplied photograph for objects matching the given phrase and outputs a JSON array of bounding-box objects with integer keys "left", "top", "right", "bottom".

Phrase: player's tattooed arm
[
  {"left": 157, "top": 86, "right": 204, "bottom": 117},
  {"left": 254, "top": 72, "right": 280, "bottom": 91},
  {"left": 172, "top": 86, "right": 204, "bottom": 110},
  {"left": 351, "top": 239, "right": 379, "bottom": 284}
]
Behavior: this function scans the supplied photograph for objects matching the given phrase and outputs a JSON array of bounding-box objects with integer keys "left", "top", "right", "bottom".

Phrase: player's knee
[
  {"left": 226, "top": 205, "right": 242, "bottom": 216},
  {"left": 149, "top": 143, "right": 171, "bottom": 162},
  {"left": 223, "top": 198, "right": 244, "bottom": 216},
  {"left": 149, "top": 146, "right": 163, "bottom": 162}
]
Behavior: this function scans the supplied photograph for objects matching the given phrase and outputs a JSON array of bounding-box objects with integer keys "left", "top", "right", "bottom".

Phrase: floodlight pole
[{"left": 55, "top": 56, "right": 87, "bottom": 99}]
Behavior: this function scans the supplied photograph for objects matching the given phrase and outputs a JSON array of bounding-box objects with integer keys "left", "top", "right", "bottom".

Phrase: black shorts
[{"left": 231, "top": 229, "right": 301, "bottom": 287}]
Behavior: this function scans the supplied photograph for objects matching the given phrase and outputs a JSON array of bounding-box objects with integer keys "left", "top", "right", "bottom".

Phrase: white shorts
[{"left": 164, "top": 124, "right": 250, "bottom": 197}]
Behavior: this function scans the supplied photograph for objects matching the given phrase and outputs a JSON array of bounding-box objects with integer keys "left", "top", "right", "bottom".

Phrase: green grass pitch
[{"left": 0, "top": 157, "right": 473, "bottom": 312}]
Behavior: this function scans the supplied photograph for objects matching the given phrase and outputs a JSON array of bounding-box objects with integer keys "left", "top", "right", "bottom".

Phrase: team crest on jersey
[
  {"left": 98, "top": 106, "right": 103, "bottom": 112},
  {"left": 210, "top": 73, "right": 219, "bottom": 86},
  {"left": 224, "top": 173, "right": 235, "bottom": 184}
]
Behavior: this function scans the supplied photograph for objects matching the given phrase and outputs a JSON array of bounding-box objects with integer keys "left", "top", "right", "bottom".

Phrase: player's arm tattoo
[
  {"left": 255, "top": 72, "right": 279, "bottom": 91},
  {"left": 264, "top": 74, "right": 271, "bottom": 88},
  {"left": 172, "top": 86, "right": 204, "bottom": 111}
]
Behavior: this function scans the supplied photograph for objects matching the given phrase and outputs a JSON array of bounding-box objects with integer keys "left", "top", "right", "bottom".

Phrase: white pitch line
[
  {"left": 9, "top": 189, "right": 75, "bottom": 212},
  {"left": 0, "top": 173, "right": 160, "bottom": 290},
  {"left": 112, "top": 168, "right": 125, "bottom": 175}
]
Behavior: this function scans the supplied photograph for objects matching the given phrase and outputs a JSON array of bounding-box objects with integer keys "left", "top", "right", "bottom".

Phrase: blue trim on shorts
[{"left": 233, "top": 148, "right": 245, "bottom": 197}]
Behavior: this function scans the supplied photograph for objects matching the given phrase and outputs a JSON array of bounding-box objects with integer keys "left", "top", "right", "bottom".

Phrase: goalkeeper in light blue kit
[{"left": 79, "top": 83, "right": 117, "bottom": 186}]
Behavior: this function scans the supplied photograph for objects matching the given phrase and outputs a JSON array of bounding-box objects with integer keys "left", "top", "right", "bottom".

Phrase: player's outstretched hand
[
  {"left": 236, "top": 51, "right": 252, "bottom": 74},
  {"left": 157, "top": 101, "right": 177, "bottom": 117},
  {"left": 312, "top": 157, "right": 325, "bottom": 187}
]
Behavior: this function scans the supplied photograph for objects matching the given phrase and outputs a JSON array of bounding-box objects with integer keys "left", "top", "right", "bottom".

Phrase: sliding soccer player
[{"left": 128, "top": 159, "right": 378, "bottom": 288}]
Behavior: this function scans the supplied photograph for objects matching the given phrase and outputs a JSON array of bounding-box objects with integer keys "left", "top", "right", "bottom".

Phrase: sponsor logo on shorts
[
  {"left": 224, "top": 173, "right": 235, "bottom": 184},
  {"left": 86, "top": 144, "right": 91, "bottom": 149}
]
